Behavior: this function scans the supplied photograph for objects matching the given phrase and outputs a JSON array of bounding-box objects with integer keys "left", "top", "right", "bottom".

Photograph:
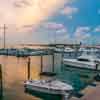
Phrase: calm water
[{"left": 0, "top": 53, "right": 95, "bottom": 100}]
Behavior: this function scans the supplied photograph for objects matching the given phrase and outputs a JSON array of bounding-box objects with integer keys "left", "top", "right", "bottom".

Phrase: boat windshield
[{"left": 77, "top": 58, "right": 90, "bottom": 62}]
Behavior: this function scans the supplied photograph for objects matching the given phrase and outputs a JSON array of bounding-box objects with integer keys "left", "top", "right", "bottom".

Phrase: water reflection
[
  {"left": 0, "top": 55, "right": 62, "bottom": 100},
  {"left": 0, "top": 53, "right": 91, "bottom": 100},
  {"left": 25, "top": 90, "right": 61, "bottom": 100},
  {"left": 0, "top": 64, "right": 3, "bottom": 99}
]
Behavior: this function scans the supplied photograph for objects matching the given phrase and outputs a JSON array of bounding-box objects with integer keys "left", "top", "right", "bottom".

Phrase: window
[{"left": 77, "top": 58, "right": 90, "bottom": 62}]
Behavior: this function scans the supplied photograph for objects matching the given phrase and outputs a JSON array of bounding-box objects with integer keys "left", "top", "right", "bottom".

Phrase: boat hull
[
  {"left": 24, "top": 84, "right": 68, "bottom": 95},
  {"left": 25, "top": 88, "right": 62, "bottom": 100},
  {"left": 63, "top": 59, "right": 100, "bottom": 71}
]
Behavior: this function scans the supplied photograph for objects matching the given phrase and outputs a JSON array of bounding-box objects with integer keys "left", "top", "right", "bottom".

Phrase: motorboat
[
  {"left": 79, "top": 48, "right": 88, "bottom": 52},
  {"left": 24, "top": 79, "right": 73, "bottom": 96},
  {"left": 63, "top": 53, "right": 100, "bottom": 71},
  {"left": 64, "top": 47, "right": 75, "bottom": 52},
  {"left": 54, "top": 47, "right": 64, "bottom": 52},
  {"left": 79, "top": 48, "right": 99, "bottom": 53}
]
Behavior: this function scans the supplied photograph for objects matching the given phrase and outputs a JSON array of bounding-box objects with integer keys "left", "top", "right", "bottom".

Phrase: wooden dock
[
  {"left": 81, "top": 84, "right": 100, "bottom": 100},
  {"left": 70, "top": 81, "right": 100, "bottom": 100}
]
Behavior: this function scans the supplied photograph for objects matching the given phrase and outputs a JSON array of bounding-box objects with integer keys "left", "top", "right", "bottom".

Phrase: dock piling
[
  {"left": 52, "top": 53, "right": 55, "bottom": 72},
  {"left": 0, "top": 64, "right": 3, "bottom": 98},
  {"left": 40, "top": 55, "right": 43, "bottom": 73},
  {"left": 61, "top": 47, "right": 64, "bottom": 71},
  {"left": 27, "top": 57, "right": 31, "bottom": 80}
]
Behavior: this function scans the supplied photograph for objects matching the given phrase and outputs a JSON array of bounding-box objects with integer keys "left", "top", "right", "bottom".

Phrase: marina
[
  {"left": 0, "top": 46, "right": 100, "bottom": 100},
  {"left": 0, "top": 0, "right": 100, "bottom": 100}
]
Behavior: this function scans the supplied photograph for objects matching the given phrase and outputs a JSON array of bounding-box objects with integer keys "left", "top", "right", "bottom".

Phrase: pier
[
  {"left": 26, "top": 49, "right": 57, "bottom": 78},
  {"left": 70, "top": 81, "right": 100, "bottom": 100},
  {"left": 0, "top": 44, "right": 100, "bottom": 100}
]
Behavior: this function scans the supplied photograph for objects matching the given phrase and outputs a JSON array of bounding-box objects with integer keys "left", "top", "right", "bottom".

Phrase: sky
[{"left": 0, "top": 0, "right": 100, "bottom": 44}]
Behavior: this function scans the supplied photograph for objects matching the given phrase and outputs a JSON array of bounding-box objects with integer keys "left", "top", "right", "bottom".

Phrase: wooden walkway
[
  {"left": 81, "top": 84, "right": 100, "bottom": 100},
  {"left": 70, "top": 81, "right": 100, "bottom": 100}
]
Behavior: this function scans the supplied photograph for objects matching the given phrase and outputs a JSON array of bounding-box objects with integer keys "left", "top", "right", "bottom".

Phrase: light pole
[
  {"left": 3, "top": 24, "right": 6, "bottom": 49},
  {"left": 0, "top": 24, "right": 7, "bottom": 49}
]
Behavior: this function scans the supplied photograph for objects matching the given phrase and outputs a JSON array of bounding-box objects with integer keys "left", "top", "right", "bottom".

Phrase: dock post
[
  {"left": 40, "top": 55, "right": 43, "bottom": 73},
  {"left": 61, "top": 47, "right": 64, "bottom": 71},
  {"left": 0, "top": 64, "right": 3, "bottom": 98},
  {"left": 69, "top": 52, "right": 71, "bottom": 58},
  {"left": 27, "top": 57, "right": 31, "bottom": 80},
  {"left": 52, "top": 51, "right": 55, "bottom": 72}
]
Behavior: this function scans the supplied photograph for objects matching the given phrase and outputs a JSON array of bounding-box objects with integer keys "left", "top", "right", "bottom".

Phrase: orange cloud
[
  {"left": 0, "top": 0, "right": 73, "bottom": 44},
  {"left": 0, "top": 0, "right": 71, "bottom": 27}
]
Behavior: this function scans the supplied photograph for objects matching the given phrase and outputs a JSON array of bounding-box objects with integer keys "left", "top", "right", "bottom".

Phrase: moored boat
[
  {"left": 63, "top": 54, "right": 100, "bottom": 71},
  {"left": 24, "top": 79, "right": 73, "bottom": 97}
]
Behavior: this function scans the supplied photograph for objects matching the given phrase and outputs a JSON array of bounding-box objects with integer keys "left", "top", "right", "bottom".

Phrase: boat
[
  {"left": 54, "top": 47, "right": 64, "bottom": 52},
  {"left": 64, "top": 47, "right": 75, "bottom": 52},
  {"left": 79, "top": 48, "right": 89, "bottom": 52},
  {"left": 79, "top": 48, "right": 99, "bottom": 53},
  {"left": 63, "top": 53, "right": 100, "bottom": 71},
  {"left": 24, "top": 79, "right": 73, "bottom": 96}
]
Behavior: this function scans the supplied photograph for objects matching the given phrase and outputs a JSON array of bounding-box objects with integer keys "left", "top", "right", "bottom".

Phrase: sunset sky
[{"left": 0, "top": 0, "right": 100, "bottom": 44}]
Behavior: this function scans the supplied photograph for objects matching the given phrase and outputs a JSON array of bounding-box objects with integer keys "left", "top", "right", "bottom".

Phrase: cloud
[
  {"left": 94, "top": 25, "right": 100, "bottom": 32},
  {"left": 43, "top": 22, "right": 64, "bottom": 30},
  {"left": 27, "top": 21, "right": 70, "bottom": 43},
  {"left": 82, "top": 34, "right": 91, "bottom": 39},
  {"left": 56, "top": 28, "right": 67, "bottom": 33},
  {"left": 13, "top": 0, "right": 33, "bottom": 8},
  {"left": 44, "top": 22, "right": 69, "bottom": 43},
  {"left": 0, "top": 0, "right": 72, "bottom": 27},
  {"left": 75, "top": 27, "right": 90, "bottom": 37},
  {"left": 0, "top": 0, "right": 75, "bottom": 44},
  {"left": 21, "top": 24, "right": 38, "bottom": 32},
  {"left": 75, "top": 26, "right": 91, "bottom": 41},
  {"left": 61, "top": 6, "right": 78, "bottom": 19},
  {"left": 22, "top": 22, "right": 67, "bottom": 33}
]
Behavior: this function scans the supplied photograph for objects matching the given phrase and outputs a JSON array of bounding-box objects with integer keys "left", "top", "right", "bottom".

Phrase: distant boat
[
  {"left": 24, "top": 79, "right": 73, "bottom": 97},
  {"left": 64, "top": 47, "right": 75, "bottom": 52},
  {"left": 79, "top": 48, "right": 89, "bottom": 52},
  {"left": 79, "top": 48, "right": 99, "bottom": 53},
  {"left": 54, "top": 47, "right": 75, "bottom": 53},
  {"left": 54, "top": 47, "right": 64, "bottom": 52},
  {"left": 63, "top": 53, "right": 100, "bottom": 71}
]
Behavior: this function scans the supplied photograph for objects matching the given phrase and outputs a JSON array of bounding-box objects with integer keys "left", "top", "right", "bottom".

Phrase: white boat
[
  {"left": 54, "top": 47, "right": 64, "bottom": 52},
  {"left": 64, "top": 47, "right": 75, "bottom": 52},
  {"left": 63, "top": 54, "right": 100, "bottom": 70},
  {"left": 79, "top": 48, "right": 99, "bottom": 53},
  {"left": 79, "top": 48, "right": 89, "bottom": 52},
  {"left": 24, "top": 79, "right": 73, "bottom": 96}
]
